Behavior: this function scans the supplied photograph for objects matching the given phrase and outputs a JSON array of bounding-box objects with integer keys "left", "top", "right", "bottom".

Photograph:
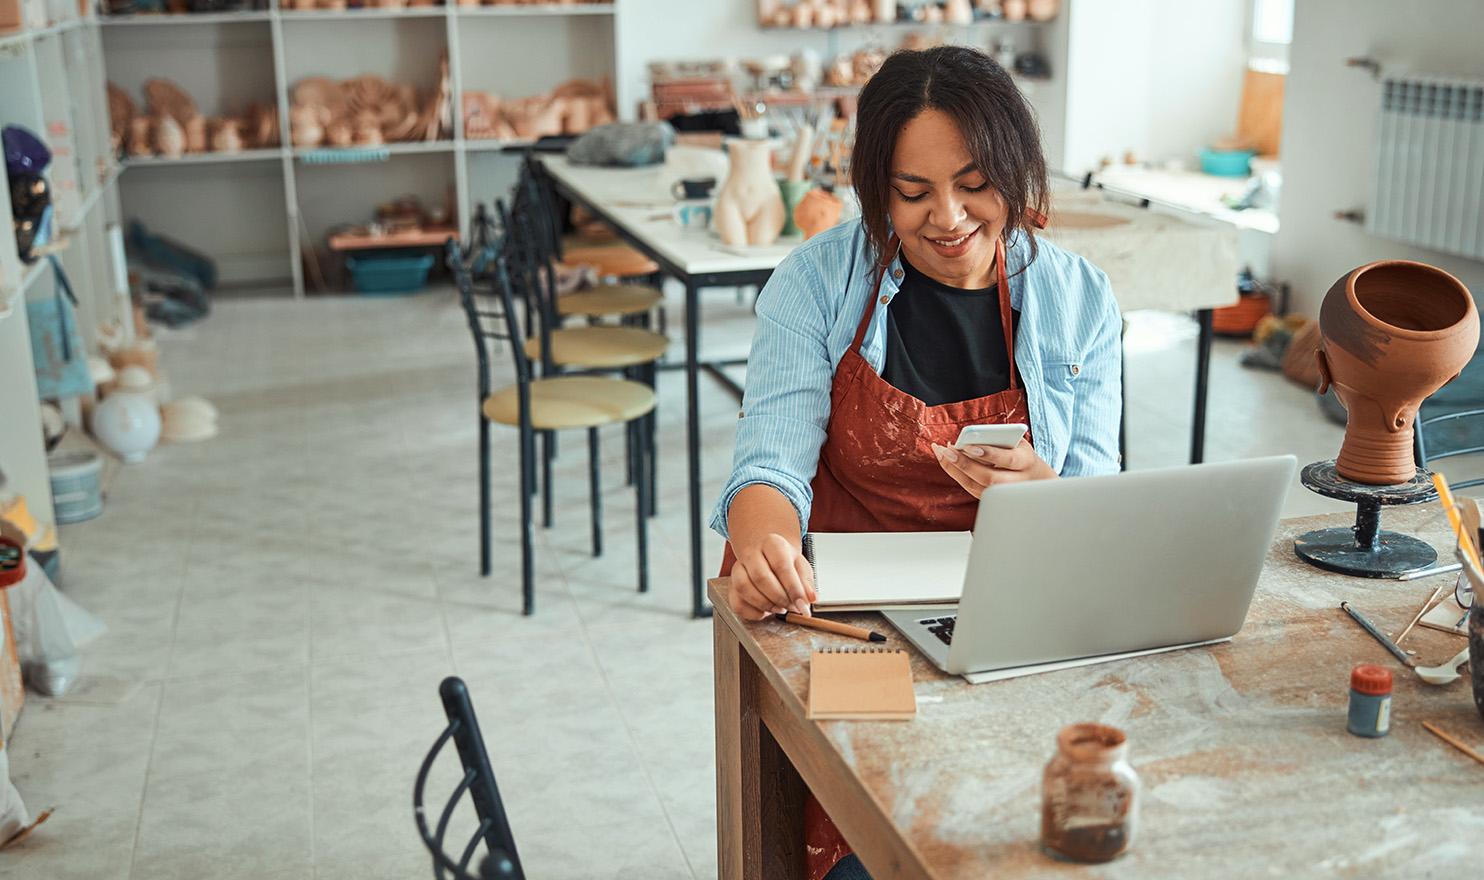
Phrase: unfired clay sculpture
[
  {"left": 184, "top": 115, "right": 207, "bottom": 153},
  {"left": 1316, "top": 261, "right": 1479, "bottom": 485},
  {"left": 154, "top": 115, "right": 185, "bottom": 158},
  {"left": 715, "top": 138, "right": 786, "bottom": 247}
]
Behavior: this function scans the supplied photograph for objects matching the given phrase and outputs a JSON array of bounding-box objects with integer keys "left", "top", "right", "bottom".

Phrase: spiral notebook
[
  {"left": 807, "top": 647, "right": 916, "bottom": 721},
  {"left": 803, "top": 531, "right": 973, "bottom": 611}
]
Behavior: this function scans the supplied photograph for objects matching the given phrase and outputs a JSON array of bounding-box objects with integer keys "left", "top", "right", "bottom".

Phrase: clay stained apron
[
  {"left": 811, "top": 236, "right": 1029, "bottom": 533},
  {"left": 719, "top": 237, "right": 1029, "bottom": 575}
]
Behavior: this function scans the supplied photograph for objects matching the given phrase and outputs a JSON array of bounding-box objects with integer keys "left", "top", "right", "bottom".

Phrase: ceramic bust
[
  {"left": 794, "top": 188, "right": 844, "bottom": 240},
  {"left": 714, "top": 139, "right": 786, "bottom": 247},
  {"left": 1316, "top": 261, "right": 1479, "bottom": 485}
]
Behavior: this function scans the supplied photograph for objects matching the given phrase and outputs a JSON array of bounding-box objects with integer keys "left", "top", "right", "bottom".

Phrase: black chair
[
  {"left": 1416, "top": 408, "right": 1484, "bottom": 489},
  {"left": 415, "top": 677, "right": 523, "bottom": 880},
  {"left": 449, "top": 228, "right": 653, "bottom": 615}
]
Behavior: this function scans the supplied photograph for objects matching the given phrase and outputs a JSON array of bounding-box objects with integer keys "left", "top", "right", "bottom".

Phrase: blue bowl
[{"left": 1200, "top": 148, "right": 1255, "bottom": 177}]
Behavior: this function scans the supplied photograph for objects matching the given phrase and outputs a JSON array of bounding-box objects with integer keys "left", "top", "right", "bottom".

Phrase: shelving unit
[
  {"left": 101, "top": 3, "right": 618, "bottom": 297},
  {"left": 1, "top": 6, "right": 127, "bottom": 549}
]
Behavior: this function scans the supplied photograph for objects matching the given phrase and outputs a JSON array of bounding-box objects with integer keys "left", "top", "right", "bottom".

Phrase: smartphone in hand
[{"left": 952, "top": 423, "right": 1028, "bottom": 450}]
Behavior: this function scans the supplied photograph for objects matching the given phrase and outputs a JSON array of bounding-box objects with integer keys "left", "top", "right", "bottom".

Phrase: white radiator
[{"left": 1367, "top": 75, "right": 1484, "bottom": 260}]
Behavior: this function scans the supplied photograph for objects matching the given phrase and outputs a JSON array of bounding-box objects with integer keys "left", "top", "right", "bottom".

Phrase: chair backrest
[
  {"left": 414, "top": 676, "right": 525, "bottom": 880},
  {"left": 496, "top": 198, "right": 559, "bottom": 376},
  {"left": 446, "top": 221, "right": 534, "bottom": 400},
  {"left": 1415, "top": 407, "right": 1484, "bottom": 489}
]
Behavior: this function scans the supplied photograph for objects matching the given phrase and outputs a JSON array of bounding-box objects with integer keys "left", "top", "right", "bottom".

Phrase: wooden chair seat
[
  {"left": 523, "top": 326, "right": 668, "bottom": 369},
  {"left": 559, "top": 244, "right": 659, "bottom": 278},
  {"left": 557, "top": 283, "right": 664, "bottom": 317},
  {"left": 483, "top": 376, "right": 657, "bottom": 430}
]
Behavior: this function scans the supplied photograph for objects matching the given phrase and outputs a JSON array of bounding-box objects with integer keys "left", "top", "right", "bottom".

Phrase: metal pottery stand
[{"left": 1294, "top": 460, "right": 1439, "bottom": 578}]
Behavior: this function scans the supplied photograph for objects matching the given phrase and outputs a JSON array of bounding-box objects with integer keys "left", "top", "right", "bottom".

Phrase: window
[{"left": 1250, "top": 0, "right": 1293, "bottom": 73}]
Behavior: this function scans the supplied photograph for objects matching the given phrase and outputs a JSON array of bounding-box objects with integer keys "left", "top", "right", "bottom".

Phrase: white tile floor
[{"left": 1, "top": 285, "right": 1358, "bottom": 879}]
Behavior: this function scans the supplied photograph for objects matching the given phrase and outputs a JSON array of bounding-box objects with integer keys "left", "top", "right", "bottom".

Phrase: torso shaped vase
[
  {"left": 715, "top": 139, "right": 786, "bottom": 247},
  {"left": 1316, "top": 261, "right": 1479, "bottom": 485}
]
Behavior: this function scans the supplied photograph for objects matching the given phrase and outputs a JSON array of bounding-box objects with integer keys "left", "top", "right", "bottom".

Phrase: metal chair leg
[
  {"left": 519, "top": 425, "right": 536, "bottom": 616},
  {"left": 479, "top": 415, "right": 492, "bottom": 576},
  {"left": 635, "top": 417, "right": 649, "bottom": 593},
  {"left": 541, "top": 430, "right": 553, "bottom": 529},
  {"left": 646, "top": 362, "right": 658, "bottom": 518},
  {"left": 589, "top": 427, "right": 602, "bottom": 557}
]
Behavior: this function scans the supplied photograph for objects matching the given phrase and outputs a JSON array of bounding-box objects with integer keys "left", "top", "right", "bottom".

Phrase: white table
[{"left": 541, "top": 155, "right": 796, "bottom": 618}]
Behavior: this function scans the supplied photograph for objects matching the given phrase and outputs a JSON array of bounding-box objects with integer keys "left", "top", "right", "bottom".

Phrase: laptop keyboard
[{"left": 922, "top": 615, "right": 957, "bottom": 646}]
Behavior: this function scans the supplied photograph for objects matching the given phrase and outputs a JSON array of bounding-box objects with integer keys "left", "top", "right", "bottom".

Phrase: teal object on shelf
[
  {"left": 1199, "top": 148, "right": 1255, "bottom": 177},
  {"left": 345, "top": 253, "right": 434, "bottom": 295}
]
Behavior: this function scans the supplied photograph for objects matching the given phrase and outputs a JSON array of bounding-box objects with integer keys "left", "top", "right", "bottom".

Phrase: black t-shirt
[{"left": 881, "top": 254, "right": 1020, "bottom": 407}]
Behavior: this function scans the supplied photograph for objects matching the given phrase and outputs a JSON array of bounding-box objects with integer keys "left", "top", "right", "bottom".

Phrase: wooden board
[
  {"left": 328, "top": 226, "right": 457, "bottom": 252},
  {"left": 1237, "top": 68, "right": 1285, "bottom": 159}
]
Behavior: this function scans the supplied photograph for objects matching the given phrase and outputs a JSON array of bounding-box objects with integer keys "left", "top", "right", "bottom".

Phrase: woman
[{"left": 712, "top": 45, "right": 1122, "bottom": 627}]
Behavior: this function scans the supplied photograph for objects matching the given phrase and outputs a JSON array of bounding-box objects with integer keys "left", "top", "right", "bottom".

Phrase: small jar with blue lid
[{"left": 1347, "top": 665, "right": 1393, "bottom": 738}]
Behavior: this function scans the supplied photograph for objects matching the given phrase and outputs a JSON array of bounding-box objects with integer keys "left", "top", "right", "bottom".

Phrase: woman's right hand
[{"left": 730, "top": 532, "right": 817, "bottom": 622}]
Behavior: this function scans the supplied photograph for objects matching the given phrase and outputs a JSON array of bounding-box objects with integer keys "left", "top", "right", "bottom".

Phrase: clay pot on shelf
[
  {"left": 714, "top": 138, "right": 786, "bottom": 247},
  {"left": 1028, "top": 0, "right": 1060, "bottom": 20},
  {"left": 184, "top": 114, "right": 207, "bottom": 153},
  {"left": 794, "top": 188, "right": 844, "bottom": 240},
  {"left": 945, "top": 0, "right": 973, "bottom": 25},
  {"left": 154, "top": 115, "right": 185, "bottom": 158},
  {"left": 210, "top": 119, "right": 244, "bottom": 153},
  {"left": 1315, "top": 261, "right": 1479, "bottom": 485},
  {"left": 326, "top": 119, "right": 355, "bottom": 148},
  {"left": 290, "top": 106, "right": 325, "bottom": 147},
  {"left": 873, "top": 0, "right": 896, "bottom": 23},
  {"left": 1003, "top": 0, "right": 1028, "bottom": 21},
  {"left": 128, "top": 117, "right": 153, "bottom": 156}
]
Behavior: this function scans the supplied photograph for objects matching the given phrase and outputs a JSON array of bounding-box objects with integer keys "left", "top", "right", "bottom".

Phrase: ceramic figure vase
[
  {"left": 1316, "top": 261, "right": 1479, "bottom": 485},
  {"left": 715, "top": 139, "right": 786, "bottom": 247},
  {"left": 794, "top": 188, "right": 844, "bottom": 240}
]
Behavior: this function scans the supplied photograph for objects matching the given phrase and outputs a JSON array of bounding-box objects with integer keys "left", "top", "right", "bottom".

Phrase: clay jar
[
  {"left": 1041, "top": 723, "right": 1139, "bottom": 863},
  {"left": 714, "top": 139, "right": 786, "bottom": 247},
  {"left": 1316, "top": 261, "right": 1479, "bottom": 485},
  {"left": 290, "top": 106, "right": 324, "bottom": 147},
  {"left": 154, "top": 115, "right": 185, "bottom": 158},
  {"left": 794, "top": 188, "right": 843, "bottom": 240}
]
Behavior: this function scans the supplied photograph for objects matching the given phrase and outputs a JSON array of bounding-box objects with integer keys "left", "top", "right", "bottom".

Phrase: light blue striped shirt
[{"left": 710, "top": 217, "right": 1123, "bottom": 541}]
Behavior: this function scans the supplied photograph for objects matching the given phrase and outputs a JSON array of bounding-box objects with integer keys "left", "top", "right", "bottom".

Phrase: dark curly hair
[{"left": 852, "top": 45, "right": 1048, "bottom": 272}]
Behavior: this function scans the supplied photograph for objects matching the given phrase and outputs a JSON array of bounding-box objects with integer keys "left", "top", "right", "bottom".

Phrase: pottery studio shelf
[
  {"left": 293, "top": 141, "right": 457, "bottom": 159},
  {"left": 99, "top": 11, "right": 275, "bottom": 26},
  {"left": 454, "top": 4, "right": 615, "bottom": 16},
  {"left": 123, "top": 148, "right": 287, "bottom": 167}
]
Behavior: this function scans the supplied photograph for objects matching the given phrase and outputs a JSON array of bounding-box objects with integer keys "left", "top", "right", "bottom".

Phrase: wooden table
[
  {"left": 327, "top": 226, "right": 458, "bottom": 251},
  {"left": 711, "top": 506, "right": 1484, "bottom": 878}
]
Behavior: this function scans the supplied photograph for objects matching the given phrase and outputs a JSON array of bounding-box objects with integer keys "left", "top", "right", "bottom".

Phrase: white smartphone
[{"left": 952, "top": 423, "right": 1028, "bottom": 450}]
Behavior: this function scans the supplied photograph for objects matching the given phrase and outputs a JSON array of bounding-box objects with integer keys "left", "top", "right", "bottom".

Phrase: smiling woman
[{"left": 710, "top": 46, "right": 1123, "bottom": 877}]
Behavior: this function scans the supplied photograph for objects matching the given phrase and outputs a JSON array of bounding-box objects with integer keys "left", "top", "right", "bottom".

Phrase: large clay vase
[
  {"left": 1315, "top": 261, "right": 1479, "bottom": 485},
  {"left": 92, "top": 391, "right": 162, "bottom": 464},
  {"left": 715, "top": 139, "right": 786, "bottom": 247}
]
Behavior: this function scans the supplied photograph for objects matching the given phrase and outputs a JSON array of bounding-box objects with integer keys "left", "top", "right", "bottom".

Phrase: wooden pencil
[{"left": 1422, "top": 721, "right": 1484, "bottom": 768}]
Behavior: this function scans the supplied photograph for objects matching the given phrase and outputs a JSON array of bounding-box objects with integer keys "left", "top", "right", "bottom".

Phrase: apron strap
[
  {"left": 996, "top": 238, "right": 1019, "bottom": 391},
  {"left": 849, "top": 235, "right": 899, "bottom": 353}
]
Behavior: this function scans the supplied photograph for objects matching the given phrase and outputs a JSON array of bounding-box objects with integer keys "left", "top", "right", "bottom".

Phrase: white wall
[
  {"left": 1273, "top": 0, "right": 1484, "bottom": 317},
  {"left": 1059, "top": 0, "right": 1248, "bottom": 175}
]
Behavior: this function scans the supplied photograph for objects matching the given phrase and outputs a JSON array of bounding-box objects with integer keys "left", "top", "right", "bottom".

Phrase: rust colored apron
[{"left": 720, "top": 235, "right": 1029, "bottom": 574}]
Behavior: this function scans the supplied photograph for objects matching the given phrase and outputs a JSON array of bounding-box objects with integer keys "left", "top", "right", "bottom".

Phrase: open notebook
[
  {"left": 805, "top": 532, "right": 973, "bottom": 611},
  {"left": 807, "top": 648, "right": 916, "bottom": 721}
]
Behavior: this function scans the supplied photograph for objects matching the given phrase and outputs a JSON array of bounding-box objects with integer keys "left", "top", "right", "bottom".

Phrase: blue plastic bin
[
  {"left": 345, "top": 253, "right": 435, "bottom": 295},
  {"left": 1199, "top": 148, "right": 1256, "bottom": 177}
]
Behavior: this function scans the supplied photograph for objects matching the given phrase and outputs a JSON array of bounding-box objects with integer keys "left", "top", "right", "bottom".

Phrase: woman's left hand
[{"left": 929, "top": 437, "right": 1057, "bottom": 499}]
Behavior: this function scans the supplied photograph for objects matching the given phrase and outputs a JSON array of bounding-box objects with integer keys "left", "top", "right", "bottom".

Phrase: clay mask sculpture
[
  {"left": 1316, "top": 261, "right": 1479, "bottom": 485},
  {"left": 715, "top": 139, "right": 786, "bottom": 247}
]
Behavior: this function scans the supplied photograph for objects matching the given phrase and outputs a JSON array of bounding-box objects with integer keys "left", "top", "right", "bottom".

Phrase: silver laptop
[{"left": 883, "top": 455, "right": 1297, "bottom": 682}]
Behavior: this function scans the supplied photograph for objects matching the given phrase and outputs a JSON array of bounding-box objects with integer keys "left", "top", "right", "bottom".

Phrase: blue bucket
[
  {"left": 1199, "top": 148, "right": 1256, "bottom": 177},
  {"left": 345, "top": 253, "right": 435, "bottom": 295}
]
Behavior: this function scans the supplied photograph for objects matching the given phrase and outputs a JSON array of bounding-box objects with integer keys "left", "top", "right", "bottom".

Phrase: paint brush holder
[{"left": 1294, "top": 460, "right": 1439, "bottom": 578}]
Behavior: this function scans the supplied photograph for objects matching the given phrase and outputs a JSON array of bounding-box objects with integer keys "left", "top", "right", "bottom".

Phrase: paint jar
[
  {"left": 1041, "top": 723, "right": 1139, "bottom": 863},
  {"left": 1347, "top": 665, "right": 1393, "bottom": 737}
]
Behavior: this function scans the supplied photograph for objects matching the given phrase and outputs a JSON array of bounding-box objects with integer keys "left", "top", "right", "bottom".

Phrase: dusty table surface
[{"left": 710, "top": 505, "right": 1483, "bottom": 878}]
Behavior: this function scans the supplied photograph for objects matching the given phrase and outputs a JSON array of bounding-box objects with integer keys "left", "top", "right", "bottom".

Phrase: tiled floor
[{"left": 1, "top": 285, "right": 1355, "bottom": 879}]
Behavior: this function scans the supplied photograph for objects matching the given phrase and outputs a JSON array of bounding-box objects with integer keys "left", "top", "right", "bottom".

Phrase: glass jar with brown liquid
[{"left": 1041, "top": 723, "right": 1140, "bottom": 863}]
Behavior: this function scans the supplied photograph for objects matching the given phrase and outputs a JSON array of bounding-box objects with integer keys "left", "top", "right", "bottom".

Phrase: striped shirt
[{"left": 710, "top": 217, "right": 1123, "bottom": 541}]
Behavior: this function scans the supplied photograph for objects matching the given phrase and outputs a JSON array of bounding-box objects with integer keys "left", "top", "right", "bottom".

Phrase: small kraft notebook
[
  {"left": 804, "top": 531, "right": 973, "bottom": 611},
  {"left": 807, "top": 647, "right": 917, "bottom": 721}
]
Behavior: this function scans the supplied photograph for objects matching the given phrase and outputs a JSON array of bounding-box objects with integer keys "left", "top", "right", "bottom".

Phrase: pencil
[
  {"left": 775, "top": 612, "right": 886, "bottom": 643},
  {"left": 1339, "top": 602, "right": 1416, "bottom": 667},
  {"left": 1422, "top": 721, "right": 1484, "bottom": 768}
]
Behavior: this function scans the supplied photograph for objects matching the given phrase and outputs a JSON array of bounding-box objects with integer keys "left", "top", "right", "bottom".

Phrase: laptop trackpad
[{"left": 959, "top": 638, "right": 1230, "bottom": 684}]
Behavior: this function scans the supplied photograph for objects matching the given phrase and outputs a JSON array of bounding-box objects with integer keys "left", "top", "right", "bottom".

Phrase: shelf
[
  {"left": 123, "top": 148, "right": 287, "bottom": 167},
  {"left": 278, "top": 8, "right": 449, "bottom": 21},
  {"left": 455, "top": 3, "right": 614, "bottom": 17},
  {"left": 100, "top": 11, "right": 274, "bottom": 26},
  {"left": 759, "top": 16, "right": 1052, "bottom": 31},
  {"left": 62, "top": 164, "right": 124, "bottom": 232},
  {"left": 461, "top": 137, "right": 535, "bottom": 153},
  {"left": 294, "top": 141, "right": 455, "bottom": 160}
]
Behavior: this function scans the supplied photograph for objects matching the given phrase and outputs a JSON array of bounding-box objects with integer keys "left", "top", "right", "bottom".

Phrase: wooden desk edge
[{"left": 709, "top": 576, "right": 938, "bottom": 880}]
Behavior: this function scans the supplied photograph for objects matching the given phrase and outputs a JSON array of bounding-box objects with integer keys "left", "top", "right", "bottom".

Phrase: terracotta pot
[
  {"left": 1316, "top": 261, "right": 1479, "bottom": 485},
  {"left": 794, "top": 188, "right": 843, "bottom": 240},
  {"left": 1003, "top": 0, "right": 1027, "bottom": 21},
  {"left": 945, "top": 0, "right": 973, "bottom": 25},
  {"left": 128, "top": 117, "right": 153, "bottom": 156},
  {"left": 290, "top": 106, "right": 324, "bottom": 147},
  {"left": 715, "top": 139, "right": 786, "bottom": 247},
  {"left": 184, "top": 114, "right": 207, "bottom": 153},
  {"left": 211, "top": 120, "right": 244, "bottom": 153},
  {"left": 154, "top": 115, "right": 185, "bottom": 158},
  {"left": 1028, "top": 0, "right": 1059, "bottom": 20}
]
